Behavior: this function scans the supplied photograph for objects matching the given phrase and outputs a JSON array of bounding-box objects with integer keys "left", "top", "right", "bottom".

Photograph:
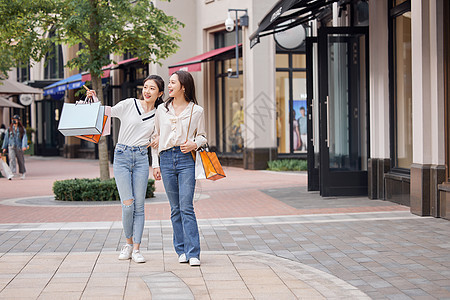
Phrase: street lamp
[{"left": 225, "top": 8, "right": 248, "bottom": 78}]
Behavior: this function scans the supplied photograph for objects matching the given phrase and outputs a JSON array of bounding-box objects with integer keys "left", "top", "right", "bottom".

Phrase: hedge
[
  {"left": 267, "top": 159, "right": 307, "bottom": 171},
  {"left": 53, "top": 178, "right": 155, "bottom": 201}
]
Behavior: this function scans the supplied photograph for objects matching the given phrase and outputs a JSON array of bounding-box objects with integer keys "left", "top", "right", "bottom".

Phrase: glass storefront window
[
  {"left": 276, "top": 51, "right": 307, "bottom": 154},
  {"left": 276, "top": 54, "right": 289, "bottom": 69},
  {"left": 445, "top": 0, "right": 450, "bottom": 182},
  {"left": 216, "top": 57, "right": 244, "bottom": 154},
  {"left": 293, "top": 72, "right": 307, "bottom": 153},
  {"left": 395, "top": 0, "right": 407, "bottom": 5},
  {"left": 393, "top": 12, "right": 412, "bottom": 169},
  {"left": 292, "top": 54, "right": 306, "bottom": 69},
  {"left": 276, "top": 71, "right": 289, "bottom": 153}
]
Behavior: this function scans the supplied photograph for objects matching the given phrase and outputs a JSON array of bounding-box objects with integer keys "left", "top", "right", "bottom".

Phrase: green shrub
[
  {"left": 267, "top": 159, "right": 307, "bottom": 171},
  {"left": 53, "top": 178, "right": 155, "bottom": 201}
]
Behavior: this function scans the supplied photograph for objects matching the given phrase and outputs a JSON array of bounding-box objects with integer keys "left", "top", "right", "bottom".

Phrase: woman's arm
[
  {"left": 2, "top": 131, "right": 9, "bottom": 151},
  {"left": 194, "top": 109, "right": 207, "bottom": 149},
  {"left": 21, "top": 132, "right": 28, "bottom": 151},
  {"left": 86, "top": 89, "right": 123, "bottom": 118}
]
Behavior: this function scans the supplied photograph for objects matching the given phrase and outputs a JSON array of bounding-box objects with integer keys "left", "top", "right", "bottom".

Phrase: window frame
[
  {"left": 445, "top": 0, "right": 450, "bottom": 182},
  {"left": 388, "top": 0, "right": 412, "bottom": 174},
  {"left": 276, "top": 44, "right": 307, "bottom": 157}
]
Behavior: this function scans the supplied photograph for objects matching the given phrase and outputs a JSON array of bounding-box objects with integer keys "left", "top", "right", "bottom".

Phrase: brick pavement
[{"left": 0, "top": 156, "right": 449, "bottom": 299}]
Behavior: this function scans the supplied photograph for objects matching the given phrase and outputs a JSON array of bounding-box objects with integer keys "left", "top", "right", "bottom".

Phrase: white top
[
  {"left": 152, "top": 101, "right": 207, "bottom": 168},
  {"left": 110, "top": 98, "right": 156, "bottom": 147}
]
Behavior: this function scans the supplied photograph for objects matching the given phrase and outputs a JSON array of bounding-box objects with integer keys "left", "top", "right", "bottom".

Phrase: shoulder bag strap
[
  {"left": 186, "top": 103, "right": 195, "bottom": 143},
  {"left": 185, "top": 103, "right": 197, "bottom": 161}
]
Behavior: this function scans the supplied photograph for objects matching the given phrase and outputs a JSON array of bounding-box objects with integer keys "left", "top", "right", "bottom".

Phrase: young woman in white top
[
  {"left": 87, "top": 75, "right": 163, "bottom": 263},
  {"left": 152, "top": 70, "right": 206, "bottom": 266}
]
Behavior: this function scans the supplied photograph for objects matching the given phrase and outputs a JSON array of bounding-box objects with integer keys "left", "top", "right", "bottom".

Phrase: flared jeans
[{"left": 160, "top": 146, "right": 200, "bottom": 260}]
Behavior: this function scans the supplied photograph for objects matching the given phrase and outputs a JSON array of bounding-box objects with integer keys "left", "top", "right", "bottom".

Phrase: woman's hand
[
  {"left": 153, "top": 167, "right": 161, "bottom": 181},
  {"left": 180, "top": 140, "right": 197, "bottom": 153},
  {"left": 150, "top": 135, "right": 159, "bottom": 149},
  {"left": 86, "top": 90, "right": 97, "bottom": 98}
]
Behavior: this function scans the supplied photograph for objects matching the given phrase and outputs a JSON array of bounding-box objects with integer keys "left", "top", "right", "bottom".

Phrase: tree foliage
[
  {"left": 0, "top": 0, "right": 183, "bottom": 78},
  {"left": 0, "top": 0, "right": 183, "bottom": 179}
]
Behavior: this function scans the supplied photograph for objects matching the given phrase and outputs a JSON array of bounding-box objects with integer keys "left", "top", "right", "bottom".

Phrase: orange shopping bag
[
  {"left": 75, "top": 113, "right": 108, "bottom": 143},
  {"left": 198, "top": 149, "right": 226, "bottom": 181}
]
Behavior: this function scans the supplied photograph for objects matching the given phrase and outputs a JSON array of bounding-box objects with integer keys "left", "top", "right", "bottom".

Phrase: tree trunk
[{"left": 91, "top": 74, "right": 110, "bottom": 180}]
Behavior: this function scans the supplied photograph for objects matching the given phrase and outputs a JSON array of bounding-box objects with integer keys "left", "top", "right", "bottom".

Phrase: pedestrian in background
[
  {"left": 0, "top": 124, "right": 6, "bottom": 147},
  {"left": 2, "top": 115, "right": 27, "bottom": 179},
  {"left": 87, "top": 75, "right": 163, "bottom": 263},
  {"left": 152, "top": 70, "right": 207, "bottom": 266}
]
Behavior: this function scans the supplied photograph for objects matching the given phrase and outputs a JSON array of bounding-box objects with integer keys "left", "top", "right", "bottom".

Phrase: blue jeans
[
  {"left": 160, "top": 146, "right": 200, "bottom": 260},
  {"left": 113, "top": 144, "right": 149, "bottom": 245}
]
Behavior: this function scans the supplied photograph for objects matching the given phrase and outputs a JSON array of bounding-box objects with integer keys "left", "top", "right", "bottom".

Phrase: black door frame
[
  {"left": 317, "top": 26, "right": 370, "bottom": 196},
  {"left": 306, "top": 36, "right": 319, "bottom": 191}
]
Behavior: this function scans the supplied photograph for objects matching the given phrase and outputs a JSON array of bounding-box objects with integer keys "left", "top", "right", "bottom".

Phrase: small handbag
[{"left": 186, "top": 104, "right": 226, "bottom": 181}]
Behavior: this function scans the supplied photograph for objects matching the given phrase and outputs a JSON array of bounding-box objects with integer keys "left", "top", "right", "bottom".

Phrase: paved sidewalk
[{"left": 0, "top": 156, "right": 449, "bottom": 299}]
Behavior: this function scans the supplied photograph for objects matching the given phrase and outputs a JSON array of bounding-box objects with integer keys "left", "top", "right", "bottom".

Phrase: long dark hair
[
  {"left": 9, "top": 118, "right": 25, "bottom": 139},
  {"left": 165, "top": 70, "right": 198, "bottom": 110},
  {"left": 140, "top": 75, "right": 164, "bottom": 109}
]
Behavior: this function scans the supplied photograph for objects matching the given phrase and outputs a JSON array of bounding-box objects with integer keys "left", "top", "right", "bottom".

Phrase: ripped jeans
[{"left": 113, "top": 144, "right": 149, "bottom": 244}]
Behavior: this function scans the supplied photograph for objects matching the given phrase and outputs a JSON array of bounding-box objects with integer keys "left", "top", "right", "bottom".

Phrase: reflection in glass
[
  {"left": 292, "top": 54, "right": 306, "bottom": 69},
  {"left": 276, "top": 54, "right": 289, "bottom": 69},
  {"left": 276, "top": 72, "right": 289, "bottom": 153},
  {"left": 327, "top": 33, "right": 367, "bottom": 171},
  {"left": 394, "top": 14, "right": 412, "bottom": 169},
  {"left": 217, "top": 58, "right": 244, "bottom": 153}
]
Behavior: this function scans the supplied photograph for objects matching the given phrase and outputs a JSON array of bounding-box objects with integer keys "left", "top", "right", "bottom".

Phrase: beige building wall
[
  {"left": 151, "top": 0, "right": 277, "bottom": 157},
  {"left": 368, "top": 0, "right": 390, "bottom": 160}
]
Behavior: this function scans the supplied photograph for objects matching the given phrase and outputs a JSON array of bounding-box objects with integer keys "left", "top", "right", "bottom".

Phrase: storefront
[{"left": 251, "top": 0, "right": 448, "bottom": 215}]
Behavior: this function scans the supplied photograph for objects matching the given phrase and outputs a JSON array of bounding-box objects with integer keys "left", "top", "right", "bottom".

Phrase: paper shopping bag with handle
[
  {"left": 58, "top": 101, "right": 104, "bottom": 136},
  {"left": 75, "top": 108, "right": 108, "bottom": 143},
  {"left": 198, "top": 148, "right": 226, "bottom": 181}
]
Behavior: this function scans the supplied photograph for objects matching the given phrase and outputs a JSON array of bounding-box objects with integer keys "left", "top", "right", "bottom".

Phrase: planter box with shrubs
[
  {"left": 53, "top": 178, "right": 155, "bottom": 201},
  {"left": 267, "top": 159, "right": 307, "bottom": 171}
]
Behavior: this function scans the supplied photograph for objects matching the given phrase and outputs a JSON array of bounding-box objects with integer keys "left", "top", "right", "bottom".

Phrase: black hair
[
  {"left": 165, "top": 70, "right": 198, "bottom": 110},
  {"left": 140, "top": 75, "right": 165, "bottom": 108}
]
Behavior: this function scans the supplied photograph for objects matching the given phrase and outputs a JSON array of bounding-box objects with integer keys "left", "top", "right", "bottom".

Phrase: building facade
[{"left": 11, "top": 0, "right": 450, "bottom": 219}]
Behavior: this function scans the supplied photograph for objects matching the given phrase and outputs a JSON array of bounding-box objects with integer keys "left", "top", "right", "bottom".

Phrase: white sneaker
[
  {"left": 189, "top": 258, "right": 201, "bottom": 266},
  {"left": 132, "top": 250, "right": 146, "bottom": 263},
  {"left": 20, "top": 173, "right": 25, "bottom": 180},
  {"left": 118, "top": 244, "right": 133, "bottom": 260},
  {"left": 178, "top": 253, "right": 188, "bottom": 263},
  {"left": 7, "top": 174, "right": 13, "bottom": 180}
]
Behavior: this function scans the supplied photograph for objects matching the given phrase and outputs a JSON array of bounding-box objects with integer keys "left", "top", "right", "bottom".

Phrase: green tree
[{"left": 0, "top": 0, "right": 183, "bottom": 179}]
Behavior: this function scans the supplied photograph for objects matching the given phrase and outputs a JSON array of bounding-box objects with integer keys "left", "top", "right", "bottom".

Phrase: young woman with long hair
[
  {"left": 87, "top": 75, "right": 164, "bottom": 263},
  {"left": 152, "top": 70, "right": 207, "bottom": 266},
  {"left": 1, "top": 115, "right": 27, "bottom": 180}
]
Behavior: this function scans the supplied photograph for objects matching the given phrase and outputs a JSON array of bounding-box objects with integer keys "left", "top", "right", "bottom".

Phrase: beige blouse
[{"left": 151, "top": 101, "right": 207, "bottom": 168}]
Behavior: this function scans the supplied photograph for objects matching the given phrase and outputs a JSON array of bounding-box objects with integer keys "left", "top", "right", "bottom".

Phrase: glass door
[{"left": 318, "top": 27, "right": 369, "bottom": 196}]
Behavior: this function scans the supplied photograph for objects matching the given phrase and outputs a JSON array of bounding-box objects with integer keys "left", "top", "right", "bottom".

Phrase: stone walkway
[{"left": 0, "top": 156, "right": 449, "bottom": 299}]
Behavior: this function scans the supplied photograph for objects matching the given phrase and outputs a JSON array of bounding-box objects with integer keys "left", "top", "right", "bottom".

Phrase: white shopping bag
[
  {"left": 58, "top": 102, "right": 104, "bottom": 136},
  {"left": 195, "top": 151, "right": 206, "bottom": 180},
  {"left": 1, "top": 159, "right": 13, "bottom": 179}
]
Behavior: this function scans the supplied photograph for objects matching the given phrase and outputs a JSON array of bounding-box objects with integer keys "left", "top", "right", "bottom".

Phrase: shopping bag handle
[{"left": 76, "top": 85, "right": 98, "bottom": 105}]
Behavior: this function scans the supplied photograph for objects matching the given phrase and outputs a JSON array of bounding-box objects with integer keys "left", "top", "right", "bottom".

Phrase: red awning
[
  {"left": 168, "top": 44, "right": 242, "bottom": 74},
  {"left": 81, "top": 57, "right": 141, "bottom": 82},
  {"left": 81, "top": 69, "right": 111, "bottom": 82}
]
